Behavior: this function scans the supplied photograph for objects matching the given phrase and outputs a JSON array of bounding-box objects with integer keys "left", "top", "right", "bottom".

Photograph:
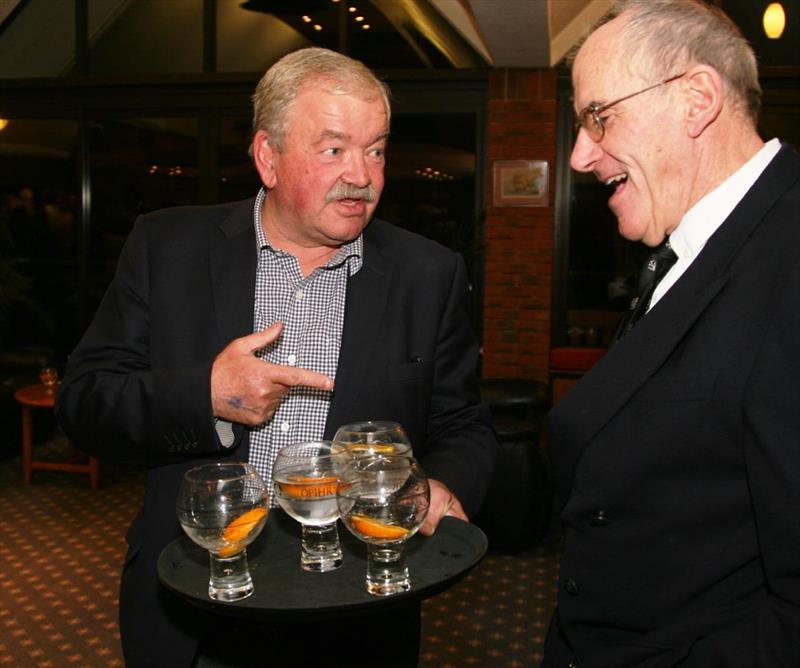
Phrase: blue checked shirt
[{"left": 248, "top": 188, "right": 362, "bottom": 502}]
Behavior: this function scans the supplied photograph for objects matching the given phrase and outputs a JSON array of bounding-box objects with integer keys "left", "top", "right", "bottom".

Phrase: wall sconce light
[
  {"left": 0, "top": 119, "right": 8, "bottom": 131},
  {"left": 763, "top": 2, "right": 786, "bottom": 39}
]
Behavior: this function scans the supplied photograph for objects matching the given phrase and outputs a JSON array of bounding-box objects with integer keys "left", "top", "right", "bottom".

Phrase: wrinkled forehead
[{"left": 572, "top": 15, "right": 633, "bottom": 109}]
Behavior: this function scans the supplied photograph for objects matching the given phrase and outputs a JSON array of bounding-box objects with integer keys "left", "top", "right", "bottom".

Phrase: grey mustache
[{"left": 325, "top": 182, "right": 377, "bottom": 203}]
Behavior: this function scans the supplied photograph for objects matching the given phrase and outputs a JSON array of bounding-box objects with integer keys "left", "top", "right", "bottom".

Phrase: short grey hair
[
  {"left": 251, "top": 47, "right": 391, "bottom": 151},
  {"left": 599, "top": 0, "right": 761, "bottom": 123}
]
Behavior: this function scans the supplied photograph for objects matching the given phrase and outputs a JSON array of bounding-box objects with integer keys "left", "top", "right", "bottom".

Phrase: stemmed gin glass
[
  {"left": 337, "top": 454, "right": 430, "bottom": 596},
  {"left": 332, "top": 421, "right": 413, "bottom": 459},
  {"left": 176, "top": 462, "right": 268, "bottom": 602},
  {"left": 272, "top": 441, "right": 344, "bottom": 572}
]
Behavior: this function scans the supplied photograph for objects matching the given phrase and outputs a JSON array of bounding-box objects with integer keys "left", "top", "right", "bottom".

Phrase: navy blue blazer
[
  {"left": 56, "top": 200, "right": 497, "bottom": 667},
  {"left": 543, "top": 144, "right": 800, "bottom": 668}
]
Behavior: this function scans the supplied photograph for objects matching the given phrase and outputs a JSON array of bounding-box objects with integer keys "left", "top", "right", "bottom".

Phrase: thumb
[{"left": 239, "top": 321, "right": 283, "bottom": 354}]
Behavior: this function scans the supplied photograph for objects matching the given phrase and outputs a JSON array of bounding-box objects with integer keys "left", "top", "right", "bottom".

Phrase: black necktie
[{"left": 615, "top": 240, "right": 678, "bottom": 341}]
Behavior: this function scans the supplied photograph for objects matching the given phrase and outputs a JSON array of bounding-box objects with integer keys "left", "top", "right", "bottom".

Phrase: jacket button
[
  {"left": 590, "top": 509, "right": 609, "bottom": 526},
  {"left": 568, "top": 659, "right": 580, "bottom": 668},
  {"left": 564, "top": 579, "right": 579, "bottom": 595}
]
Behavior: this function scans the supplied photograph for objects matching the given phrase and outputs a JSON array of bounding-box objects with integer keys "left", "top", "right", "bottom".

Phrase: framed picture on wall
[{"left": 492, "top": 159, "right": 549, "bottom": 207}]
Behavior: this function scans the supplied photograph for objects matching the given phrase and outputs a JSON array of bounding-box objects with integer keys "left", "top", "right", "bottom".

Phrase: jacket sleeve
[
  {"left": 734, "top": 255, "right": 800, "bottom": 667},
  {"left": 418, "top": 254, "right": 498, "bottom": 518},
  {"left": 55, "top": 216, "right": 231, "bottom": 466}
]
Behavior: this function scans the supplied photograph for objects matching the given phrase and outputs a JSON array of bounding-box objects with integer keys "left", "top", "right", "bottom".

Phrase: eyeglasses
[{"left": 576, "top": 73, "right": 686, "bottom": 142}]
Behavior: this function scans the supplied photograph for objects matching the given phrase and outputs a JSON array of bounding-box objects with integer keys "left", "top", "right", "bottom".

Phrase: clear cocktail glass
[
  {"left": 332, "top": 420, "right": 413, "bottom": 459},
  {"left": 39, "top": 367, "right": 58, "bottom": 394},
  {"left": 272, "top": 441, "right": 344, "bottom": 572},
  {"left": 176, "top": 462, "right": 268, "bottom": 602},
  {"left": 337, "top": 454, "right": 430, "bottom": 596}
]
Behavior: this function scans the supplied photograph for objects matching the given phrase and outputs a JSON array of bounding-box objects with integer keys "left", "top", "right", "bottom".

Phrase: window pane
[
  {"left": 217, "top": 0, "right": 307, "bottom": 73},
  {"left": 378, "top": 113, "right": 478, "bottom": 266},
  {"left": 0, "top": 119, "right": 80, "bottom": 359},
  {"left": 88, "top": 0, "right": 202, "bottom": 75},
  {"left": 0, "top": 0, "right": 75, "bottom": 78},
  {"left": 219, "top": 117, "right": 260, "bottom": 202},
  {"left": 89, "top": 117, "right": 199, "bottom": 298}
]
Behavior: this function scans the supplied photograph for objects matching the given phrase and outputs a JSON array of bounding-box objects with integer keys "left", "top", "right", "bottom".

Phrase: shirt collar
[
  {"left": 252, "top": 187, "right": 363, "bottom": 273},
  {"left": 669, "top": 138, "right": 782, "bottom": 263}
]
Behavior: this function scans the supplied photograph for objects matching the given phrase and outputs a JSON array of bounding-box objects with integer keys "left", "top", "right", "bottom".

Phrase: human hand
[
  {"left": 211, "top": 322, "right": 334, "bottom": 426},
  {"left": 419, "top": 478, "right": 467, "bottom": 536}
]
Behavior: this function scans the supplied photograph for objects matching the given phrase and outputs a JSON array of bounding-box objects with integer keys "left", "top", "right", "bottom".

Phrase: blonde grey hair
[
  {"left": 251, "top": 47, "right": 391, "bottom": 151},
  {"left": 600, "top": 0, "right": 761, "bottom": 122}
]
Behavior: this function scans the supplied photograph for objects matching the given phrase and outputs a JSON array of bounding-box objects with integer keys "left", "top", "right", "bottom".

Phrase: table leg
[
  {"left": 89, "top": 457, "right": 101, "bottom": 490},
  {"left": 21, "top": 405, "right": 32, "bottom": 484}
]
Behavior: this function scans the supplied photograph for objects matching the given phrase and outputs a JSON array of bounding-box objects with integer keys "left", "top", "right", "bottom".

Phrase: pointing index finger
[{"left": 270, "top": 364, "right": 334, "bottom": 392}]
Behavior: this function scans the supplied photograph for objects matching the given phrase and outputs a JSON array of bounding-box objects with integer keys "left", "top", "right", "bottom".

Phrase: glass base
[
  {"left": 366, "top": 546, "right": 410, "bottom": 596},
  {"left": 301, "top": 523, "right": 343, "bottom": 572},
  {"left": 208, "top": 550, "right": 254, "bottom": 601}
]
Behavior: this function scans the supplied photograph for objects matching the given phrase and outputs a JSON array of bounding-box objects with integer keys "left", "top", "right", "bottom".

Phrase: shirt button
[
  {"left": 280, "top": 421, "right": 290, "bottom": 433},
  {"left": 564, "top": 579, "right": 579, "bottom": 596},
  {"left": 568, "top": 659, "right": 581, "bottom": 668},
  {"left": 287, "top": 354, "right": 297, "bottom": 365},
  {"left": 295, "top": 289, "right": 304, "bottom": 300},
  {"left": 590, "top": 509, "right": 609, "bottom": 526}
]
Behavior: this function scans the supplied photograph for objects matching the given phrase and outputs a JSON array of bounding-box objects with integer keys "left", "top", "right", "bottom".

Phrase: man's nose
[
  {"left": 342, "top": 153, "right": 370, "bottom": 187},
  {"left": 570, "top": 128, "right": 603, "bottom": 173}
]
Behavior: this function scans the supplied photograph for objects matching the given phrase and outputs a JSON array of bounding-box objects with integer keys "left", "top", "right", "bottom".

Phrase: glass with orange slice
[
  {"left": 337, "top": 454, "right": 430, "bottom": 596},
  {"left": 176, "top": 462, "right": 268, "bottom": 601},
  {"left": 272, "top": 441, "right": 347, "bottom": 572},
  {"left": 331, "top": 421, "right": 413, "bottom": 460}
]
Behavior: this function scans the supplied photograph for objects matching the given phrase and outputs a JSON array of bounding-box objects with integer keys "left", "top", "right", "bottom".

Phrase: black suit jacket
[
  {"left": 543, "top": 144, "right": 800, "bottom": 668},
  {"left": 56, "top": 199, "right": 497, "bottom": 668}
]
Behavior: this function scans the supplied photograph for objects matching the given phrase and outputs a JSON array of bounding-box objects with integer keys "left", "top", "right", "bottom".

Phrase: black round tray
[{"left": 157, "top": 509, "right": 487, "bottom": 622}]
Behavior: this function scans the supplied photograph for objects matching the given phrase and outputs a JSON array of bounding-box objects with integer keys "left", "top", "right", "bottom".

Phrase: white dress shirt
[{"left": 650, "top": 138, "right": 782, "bottom": 309}]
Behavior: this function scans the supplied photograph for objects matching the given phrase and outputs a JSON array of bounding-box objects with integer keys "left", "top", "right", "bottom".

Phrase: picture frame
[{"left": 492, "top": 159, "right": 549, "bottom": 207}]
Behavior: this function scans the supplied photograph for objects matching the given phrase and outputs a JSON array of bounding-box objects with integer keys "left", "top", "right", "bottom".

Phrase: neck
[
  {"left": 260, "top": 198, "right": 340, "bottom": 277},
  {"left": 688, "top": 115, "right": 765, "bottom": 207}
]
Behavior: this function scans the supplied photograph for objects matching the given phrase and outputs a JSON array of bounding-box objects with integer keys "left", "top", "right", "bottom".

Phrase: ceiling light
[
  {"left": 349, "top": 6, "right": 357, "bottom": 12},
  {"left": 763, "top": 2, "right": 786, "bottom": 39},
  {"left": 0, "top": 119, "right": 8, "bottom": 131},
  {"left": 302, "top": 15, "right": 312, "bottom": 23},
  {"left": 314, "top": 24, "right": 323, "bottom": 31},
  {"left": 362, "top": 24, "right": 370, "bottom": 29},
  {"left": 355, "top": 15, "right": 364, "bottom": 22}
]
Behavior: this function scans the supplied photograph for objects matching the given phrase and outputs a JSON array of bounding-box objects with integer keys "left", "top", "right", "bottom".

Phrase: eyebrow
[{"left": 313, "top": 129, "right": 390, "bottom": 145}]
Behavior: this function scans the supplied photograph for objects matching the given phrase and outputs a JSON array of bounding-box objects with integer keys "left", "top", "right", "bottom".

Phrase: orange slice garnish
[
  {"left": 350, "top": 515, "right": 410, "bottom": 540},
  {"left": 348, "top": 444, "right": 398, "bottom": 455},
  {"left": 278, "top": 475, "right": 338, "bottom": 499},
  {"left": 222, "top": 507, "right": 268, "bottom": 545}
]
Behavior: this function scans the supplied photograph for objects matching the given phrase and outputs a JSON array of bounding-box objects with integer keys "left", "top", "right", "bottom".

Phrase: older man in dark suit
[
  {"left": 543, "top": 1, "right": 800, "bottom": 667},
  {"left": 57, "top": 47, "right": 496, "bottom": 668}
]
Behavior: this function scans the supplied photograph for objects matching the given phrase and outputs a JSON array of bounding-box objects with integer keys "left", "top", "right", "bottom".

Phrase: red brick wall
[{"left": 482, "top": 69, "right": 558, "bottom": 383}]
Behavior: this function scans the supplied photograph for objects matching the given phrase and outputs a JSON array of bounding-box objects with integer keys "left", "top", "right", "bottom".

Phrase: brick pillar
[{"left": 482, "top": 69, "right": 557, "bottom": 383}]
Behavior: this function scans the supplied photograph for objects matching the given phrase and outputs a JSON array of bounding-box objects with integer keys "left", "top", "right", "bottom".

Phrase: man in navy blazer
[
  {"left": 56, "top": 48, "right": 496, "bottom": 667},
  {"left": 543, "top": 1, "right": 800, "bottom": 666}
]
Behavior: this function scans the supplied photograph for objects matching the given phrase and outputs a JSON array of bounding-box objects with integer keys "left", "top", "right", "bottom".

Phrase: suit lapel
[
  {"left": 554, "top": 144, "right": 800, "bottom": 486},
  {"left": 324, "top": 227, "right": 391, "bottom": 437},
  {"left": 210, "top": 199, "right": 257, "bottom": 349}
]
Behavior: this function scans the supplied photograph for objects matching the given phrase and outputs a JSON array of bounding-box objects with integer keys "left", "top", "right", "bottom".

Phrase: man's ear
[
  {"left": 252, "top": 130, "right": 277, "bottom": 189},
  {"left": 683, "top": 65, "right": 724, "bottom": 138}
]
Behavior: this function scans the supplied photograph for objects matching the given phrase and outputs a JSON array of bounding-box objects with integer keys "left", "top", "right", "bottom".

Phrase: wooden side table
[{"left": 13, "top": 384, "right": 100, "bottom": 489}]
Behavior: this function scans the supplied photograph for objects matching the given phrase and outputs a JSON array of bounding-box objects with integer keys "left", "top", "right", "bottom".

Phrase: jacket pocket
[{"left": 385, "top": 360, "right": 434, "bottom": 383}]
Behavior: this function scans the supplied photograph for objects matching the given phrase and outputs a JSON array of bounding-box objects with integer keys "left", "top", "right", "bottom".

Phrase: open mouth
[{"left": 604, "top": 173, "right": 628, "bottom": 188}]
